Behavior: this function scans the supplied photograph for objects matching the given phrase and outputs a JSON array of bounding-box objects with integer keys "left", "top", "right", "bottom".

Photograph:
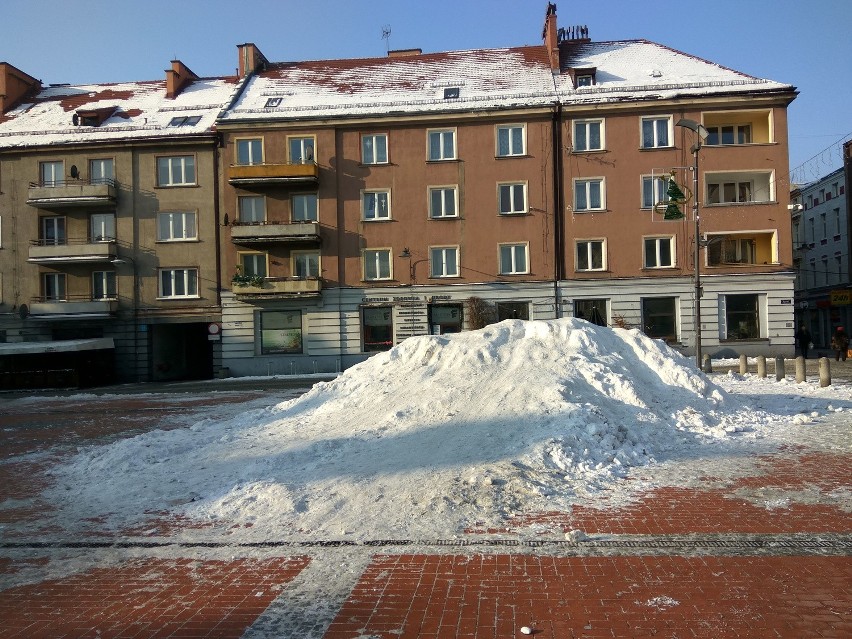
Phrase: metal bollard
[
  {"left": 795, "top": 356, "right": 806, "bottom": 383},
  {"left": 739, "top": 354, "right": 748, "bottom": 375},
  {"left": 819, "top": 357, "right": 831, "bottom": 387},
  {"left": 775, "top": 356, "right": 785, "bottom": 381},
  {"left": 757, "top": 355, "right": 767, "bottom": 378},
  {"left": 702, "top": 353, "right": 712, "bottom": 373}
]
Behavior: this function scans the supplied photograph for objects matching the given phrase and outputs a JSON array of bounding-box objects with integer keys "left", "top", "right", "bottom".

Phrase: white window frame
[
  {"left": 643, "top": 236, "right": 675, "bottom": 269},
  {"left": 89, "top": 158, "right": 114, "bottom": 184},
  {"left": 361, "top": 133, "right": 389, "bottom": 165},
  {"left": 292, "top": 250, "right": 320, "bottom": 278},
  {"left": 90, "top": 213, "right": 115, "bottom": 242},
  {"left": 158, "top": 268, "right": 199, "bottom": 299},
  {"left": 428, "top": 186, "right": 458, "bottom": 219},
  {"left": 498, "top": 182, "right": 528, "bottom": 215},
  {"left": 640, "top": 116, "right": 672, "bottom": 149},
  {"left": 705, "top": 124, "right": 752, "bottom": 146},
  {"left": 641, "top": 175, "right": 670, "bottom": 209},
  {"left": 156, "top": 155, "right": 196, "bottom": 186},
  {"left": 235, "top": 138, "right": 264, "bottom": 166},
  {"left": 427, "top": 128, "right": 456, "bottom": 161},
  {"left": 40, "top": 161, "right": 64, "bottom": 186},
  {"left": 429, "top": 246, "right": 460, "bottom": 278},
  {"left": 496, "top": 124, "right": 526, "bottom": 157},
  {"left": 576, "top": 239, "right": 606, "bottom": 272},
  {"left": 41, "top": 216, "right": 66, "bottom": 245},
  {"left": 572, "top": 119, "right": 604, "bottom": 152},
  {"left": 498, "top": 243, "right": 529, "bottom": 275},
  {"left": 239, "top": 252, "right": 268, "bottom": 278},
  {"left": 288, "top": 136, "right": 315, "bottom": 164},
  {"left": 573, "top": 178, "right": 605, "bottom": 212},
  {"left": 362, "top": 189, "right": 391, "bottom": 221},
  {"left": 92, "top": 270, "right": 117, "bottom": 300},
  {"left": 157, "top": 211, "right": 198, "bottom": 242},
  {"left": 43, "top": 272, "right": 67, "bottom": 301},
  {"left": 291, "top": 193, "right": 318, "bottom": 222},
  {"left": 363, "top": 248, "right": 392, "bottom": 281},
  {"left": 238, "top": 195, "right": 266, "bottom": 224}
]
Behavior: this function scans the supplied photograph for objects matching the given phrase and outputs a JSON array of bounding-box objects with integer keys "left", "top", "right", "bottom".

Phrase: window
[
  {"left": 443, "top": 87, "right": 460, "bottom": 99},
  {"left": 820, "top": 212, "right": 827, "bottom": 240},
  {"left": 240, "top": 252, "right": 267, "bottom": 278},
  {"left": 429, "top": 304, "right": 463, "bottom": 335},
  {"left": 496, "top": 302, "right": 529, "bottom": 321},
  {"left": 41, "top": 216, "right": 65, "bottom": 245},
  {"left": 157, "top": 211, "right": 197, "bottom": 241},
  {"left": 641, "top": 175, "right": 670, "bottom": 209},
  {"left": 428, "top": 129, "right": 456, "bottom": 161},
  {"left": 90, "top": 213, "right": 115, "bottom": 242},
  {"left": 362, "top": 190, "right": 390, "bottom": 220},
  {"left": 168, "top": 116, "right": 201, "bottom": 127},
  {"left": 642, "top": 297, "right": 677, "bottom": 342},
  {"left": 40, "top": 161, "right": 64, "bottom": 186},
  {"left": 90, "top": 158, "right": 114, "bottom": 184},
  {"left": 362, "top": 306, "right": 393, "bottom": 352},
  {"left": 264, "top": 97, "right": 282, "bottom": 108},
  {"left": 644, "top": 236, "right": 674, "bottom": 268},
  {"left": 641, "top": 116, "right": 671, "bottom": 148},
  {"left": 496, "top": 125, "right": 525, "bottom": 157},
  {"left": 574, "top": 178, "right": 604, "bottom": 211},
  {"left": 157, "top": 155, "right": 195, "bottom": 186},
  {"left": 707, "top": 181, "right": 752, "bottom": 204},
  {"left": 576, "top": 239, "right": 605, "bottom": 271},
  {"left": 706, "top": 171, "right": 772, "bottom": 205},
  {"left": 289, "top": 136, "right": 315, "bottom": 164},
  {"left": 706, "top": 124, "right": 751, "bottom": 145},
  {"left": 429, "top": 186, "right": 458, "bottom": 218},
  {"left": 574, "top": 299, "right": 607, "bottom": 325},
  {"left": 499, "top": 243, "right": 529, "bottom": 275},
  {"left": 834, "top": 208, "right": 841, "bottom": 235},
  {"left": 576, "top": 75, "right": 593, "bottom": 87},
  {"left": 362, "top": 133, "right": 388, "bottom": 164},
  {"left": 430, "top": 246, "right": 459, "bottom": 277},
  {"left": 724, "top": 294, "right": 760, "bottom": 340},
  {"left": 92, "top": 271, "right": 117, "bottom": 300},
  {"left": 236, "top": 138, "right": 263, "bottom": 165},
  {"left": 363, "top": 249, "right": 392, "bottom": 280},
  {"left": 708, "top": 238, "right": 756, "bottom": 266},
  {"left": 293, "top": 251, "right": 320, "bottom": 278},
  {"left": 498, "top": 183, "right": 527, "bottom": 215},
  {"left": 43, "top": 273, "right": 66, "bottom": 301},
  {"left": 238, "top": 196, "right": 265, "bottom": 224},
  {"left": 260, "top": 311, "right": 303, "bottom": 355},
  {"left": 159, "top": 268, "right": 198, "bottom": 298},
  {"left": 292, "top": 193, "right": 318, "bottom": 222},
  {"left": 573, "top": 119, "right": 603, "bottom": 152}
]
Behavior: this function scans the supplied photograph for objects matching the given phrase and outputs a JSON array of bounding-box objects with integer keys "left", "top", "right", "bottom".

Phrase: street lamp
[
  {"left": 675, "top": 118, "right": 709, "bottom": 369},
  {"left": 398, "top": 247, "right": 429, "bottom": 285}
]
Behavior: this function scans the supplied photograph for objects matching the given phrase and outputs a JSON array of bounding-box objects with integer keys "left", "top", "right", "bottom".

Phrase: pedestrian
[
  {"left": 830, "top": 326, "right": 849, "bottom": 362},
  {"left": 795, "top": 323, "right": 812, "bottom": 359}
]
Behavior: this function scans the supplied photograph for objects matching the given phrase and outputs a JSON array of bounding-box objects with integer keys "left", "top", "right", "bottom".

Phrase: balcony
[
  {"left": 232, "top": 276, "right": 322, "bottom": 299},
  {"left": 28, "top": 297, "right": 118, "bottom": 319},
  {"left": 227, "top": 162, "right": 319, "bottom": 186},
  {"left": 703, "top": 110, "right": 772, "bottom": 145},
  {"left": 28, "top": 239, "right": 117, "bottom": 264},
  {"left": 706, "top": 231, "right": 777, "bottom": 267},
  {"left": 27, "top": 178, "right": 117, "bottom": 208},
  {"left": 230, "top": 221, "right": 320, "bottom": 244}
]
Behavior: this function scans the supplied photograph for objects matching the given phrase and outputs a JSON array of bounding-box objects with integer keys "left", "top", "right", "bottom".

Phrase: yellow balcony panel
[
  {"left": 230, "top": 221, "right": 320, "bottom": 244},
  {"left": 28, "top": 240, "right": 117, "bottom": 264},
  {"left": 233, "top": 277, "right": 322, "bottom": 299},
  {"left": 27, "top": 180, "right": 117, "bottom": 208},
  {"left": 228, "top": 162, "right": 319, "bottom": 186}
]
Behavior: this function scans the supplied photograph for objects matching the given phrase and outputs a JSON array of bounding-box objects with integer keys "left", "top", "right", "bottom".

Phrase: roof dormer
[
  {"left": 566, "top": 66, "right": 597, "bottom": 89},
  {"left": 73, "top": 106, "right": 119, "bottom": 127}
]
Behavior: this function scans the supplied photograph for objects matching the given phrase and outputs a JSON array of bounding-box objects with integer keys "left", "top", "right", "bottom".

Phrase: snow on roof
[
  {"left": 555, "top": 40, "right": 794, "bottom": 103},
  {"left": 0, "top": 76, "right": 241, "bottom": 149},
  {"left": 221, "top": 47, "right": 558, "bottom": 122}
]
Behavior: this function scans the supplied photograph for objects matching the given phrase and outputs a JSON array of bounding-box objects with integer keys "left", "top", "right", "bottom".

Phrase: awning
[{"left": 0, "top": 337, "right": 115, "bottom": 356}]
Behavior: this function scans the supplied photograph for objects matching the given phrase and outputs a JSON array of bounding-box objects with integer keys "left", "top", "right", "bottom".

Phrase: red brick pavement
[
  {"left": 325, "top": 554, "right": 852, "bottom": 639},
  {"left": 0, "top": 556, "right": 310, "bottom": 639}
]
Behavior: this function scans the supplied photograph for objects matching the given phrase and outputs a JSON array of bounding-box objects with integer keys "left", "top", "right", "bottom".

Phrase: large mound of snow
[{"left": 47, "top": 319, "right": 793, "bottom": 540}]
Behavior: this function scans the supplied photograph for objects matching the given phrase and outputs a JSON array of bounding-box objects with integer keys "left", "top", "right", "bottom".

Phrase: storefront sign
[{"left": 831, "top": 290, "right": 851, "bottom": 305}]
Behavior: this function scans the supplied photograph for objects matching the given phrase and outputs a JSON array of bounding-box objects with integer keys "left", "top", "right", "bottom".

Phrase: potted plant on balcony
[{"left": 231, "top": 266, "right": 266, "bottom": 288}]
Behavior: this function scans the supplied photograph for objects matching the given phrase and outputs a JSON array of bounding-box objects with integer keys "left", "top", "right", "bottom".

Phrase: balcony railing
[
  {"left": 27, "top": 178, "right": 117, "bottom": 208},
  {"left": 232, "top": 276, "right": 322, "bottom": 299},
  {"left": 28, "top": 296, "right": 118, "bottom": 318},
  {"left": 28, "top": 238, "right": 117, "bottom": 264},
  {"left": 227, "top": 162, "right": 319, "bottom": 186},
  {"left": 230, "top": 221, "right": 320, "bottom": 244}
]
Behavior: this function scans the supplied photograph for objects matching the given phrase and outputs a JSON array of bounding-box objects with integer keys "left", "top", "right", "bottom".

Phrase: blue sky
[{"left": 3, "top": 0, "right": 850, "bottom": 181}]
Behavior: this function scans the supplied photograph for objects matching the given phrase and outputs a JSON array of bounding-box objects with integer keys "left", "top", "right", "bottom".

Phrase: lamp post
[
  {"left": 675, "top": 118, "right": 709, "bottom": 368},
  {"left": 398, "top": 247, "right": 428, "bottom": 285}
]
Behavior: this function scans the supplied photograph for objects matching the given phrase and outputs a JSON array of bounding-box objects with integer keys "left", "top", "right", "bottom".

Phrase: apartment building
[
  {"left": 0, "top": 61, "right": 239, "bottom": 385},
  {"left": 791, "top": 165, "right": 849, "bottom": 349}
]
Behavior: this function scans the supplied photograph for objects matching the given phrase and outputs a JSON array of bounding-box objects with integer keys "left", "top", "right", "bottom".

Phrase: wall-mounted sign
[{"left": 831, "top": 290, "right": 851, "bottom": 305}]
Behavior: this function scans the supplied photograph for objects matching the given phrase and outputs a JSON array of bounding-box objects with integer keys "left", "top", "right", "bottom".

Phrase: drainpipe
[{"left": 552, "top": 101, "right": 564, "bottom": 317}]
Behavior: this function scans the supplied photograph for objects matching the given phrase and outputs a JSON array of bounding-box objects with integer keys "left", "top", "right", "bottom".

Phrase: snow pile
[{"left": 47, "top": 319, "right": 795, "bottom": 540}]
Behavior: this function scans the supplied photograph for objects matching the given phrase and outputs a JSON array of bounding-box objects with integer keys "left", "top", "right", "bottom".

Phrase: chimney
[
  {"left": 165, "top": 60, "right": 199, "bottom": 99},
  {"left": 237, "top": 43, "right": 269, "bottom": 78},
  {"left": 388, "top": 48, "right": 422, "bottom": 58},
  {"left": 541, "top": 3, "right": 560, "bottom": 73},
  {"left": 0, "top": 62, "right": 41, "bottom": 113}
]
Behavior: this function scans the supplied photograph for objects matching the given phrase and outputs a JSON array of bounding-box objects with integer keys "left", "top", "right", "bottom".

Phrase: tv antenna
[{"left": 382, "top": 25, "right": 391, "bottom": 53}]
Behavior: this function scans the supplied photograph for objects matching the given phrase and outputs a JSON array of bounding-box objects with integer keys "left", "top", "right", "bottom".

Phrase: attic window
[
  {"left": 567, "top": 67, "right": 597, "bottom": 89},
  {"left": 577, "top": 75, "right": 593, "bottom": 87},
  {"left": 264, "top": 97, "right": 282, "bottom": 108},
  {"left": 443, "top": 87, "right": 460, "bottom": 100},
  {"left": 168, "top": 115, "right": 201, "bottom": 127}
]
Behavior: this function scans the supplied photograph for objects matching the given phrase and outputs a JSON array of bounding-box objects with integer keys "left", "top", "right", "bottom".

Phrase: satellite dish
[
  {"left": 70, "top": 165, "right": 79, "bottom": 179},
  {"left": 18, "top": 304, "right": 29, "bottom": 319}
]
